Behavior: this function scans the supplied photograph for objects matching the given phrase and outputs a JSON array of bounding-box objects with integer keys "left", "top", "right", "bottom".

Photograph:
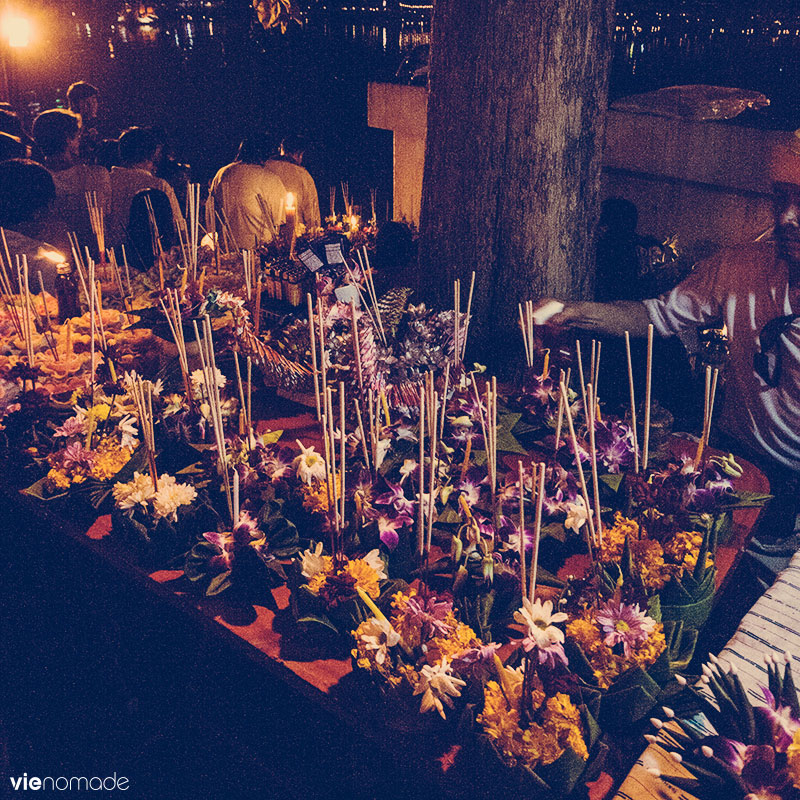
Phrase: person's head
[
  {"left": 0, "top": 159, "right": 56, "bottom": 227},
  {"left": 280, "top": 134, "right": 309, "bottom": 165},
  {"left": 0, "top": 132, "right": 25, "bottom": 162},
  {"left": 0, "top": 107, "right": 23, "bottom": 139},
  {"left": 118, "top": 127, "right": 159, "bottom": 169},
  {"left": 770, "top": 133, "right": 800, "bottom": 267},
  {"left": 32, "top": 109, "right": 81, "bottom": 161},
  {"left": 236, "top": 132, "right": 273, "bottom": 165},
  {"left": 66, "top": 81, "right": 99, "bottom": 120},
  {"left": 95, "top": 138, "right": 119, "bottom": 171}
]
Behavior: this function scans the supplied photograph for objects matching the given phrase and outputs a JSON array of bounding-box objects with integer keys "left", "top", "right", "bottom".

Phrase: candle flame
[
  {"left": 37, "top": 248, "right": 66, "bottom": 265},
  {"left": 285, "top": 192, "right": 296, "bottom": 212}
]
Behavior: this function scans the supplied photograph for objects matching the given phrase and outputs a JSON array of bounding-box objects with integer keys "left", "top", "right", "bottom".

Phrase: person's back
[
  {"left": 32, "top": 109, "right": 110, "bottom": 253},
  {"left": 264, "top": 135, "right": 320, "bottom": 230},
  {"left": 110, "top": 127, "right": 185, "bottom": 248},
  {"left": 206, "top": 134, "right": 286, "bottom": 250}
]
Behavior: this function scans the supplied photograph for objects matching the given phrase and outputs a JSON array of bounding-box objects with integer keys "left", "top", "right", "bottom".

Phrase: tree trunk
[{"left": 418, "top": 0, "right": 616, "bottom": 370}]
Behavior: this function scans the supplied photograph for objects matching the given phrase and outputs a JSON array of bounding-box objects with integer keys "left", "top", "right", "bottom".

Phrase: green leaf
[
  {"left": 296, "top": 614, "right": 340, "bottom": 634},
  {"left": 206, "top": 570, "right": 233, "bottom": 596},
  {"left": 599, "top": 473, "right": 624, "bottom": 493}
]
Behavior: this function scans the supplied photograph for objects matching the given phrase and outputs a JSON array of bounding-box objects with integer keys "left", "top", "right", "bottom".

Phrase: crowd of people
[{"left": 0, "top": 80, "right": 322, "bottom": 287}]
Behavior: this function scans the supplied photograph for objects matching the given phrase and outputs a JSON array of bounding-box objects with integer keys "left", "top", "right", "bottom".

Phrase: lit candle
[
  {"left": 284, "top": 192, "right": 297, "bottom": 255},
  {"left": 349, "top": 214, "right": 359, "bottom": 232}
]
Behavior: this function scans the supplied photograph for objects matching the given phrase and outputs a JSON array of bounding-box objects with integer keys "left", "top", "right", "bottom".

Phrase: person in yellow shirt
[{"left": 264, "top": 134, "right": 321, "bottom": 231}]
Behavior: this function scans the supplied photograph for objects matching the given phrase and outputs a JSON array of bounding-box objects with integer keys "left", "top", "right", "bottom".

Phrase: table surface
[{"left": 17, "top": 400, "right": 772, "bottom": 798}]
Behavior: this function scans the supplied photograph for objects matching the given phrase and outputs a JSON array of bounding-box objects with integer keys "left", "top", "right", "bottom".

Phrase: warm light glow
[
  {"left": 38, "top": 249, "right": 66, "bottom": 264},
  {"left": 1, "top": 12, "right": 33, "bottom": 48},
  {"left": 285, "top": 192, "right": 296, "bottom": 212},
  {"left": 349, "top": 214, "right": 358, "bottom": 230}
]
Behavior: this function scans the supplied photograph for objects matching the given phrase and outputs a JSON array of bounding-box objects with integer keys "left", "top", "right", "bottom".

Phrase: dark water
[{"left": 10, "top": 2, "right": 800, "bottom": 215}]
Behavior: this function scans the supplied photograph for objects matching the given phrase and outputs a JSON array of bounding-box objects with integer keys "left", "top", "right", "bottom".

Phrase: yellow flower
[
  {"left": 345, "top": 557, "right": 381, "bottom": 599},
  {"left": 598, "top": 513, "right": 639, "bottom": 563},
  {"left": 663, "top": 530, "right": 713, "bottom": 574},
  {"left": 90, "top": 403, "right": 111, "bottom": 421},
  {"left": 45, "top": 468, "right": 71, "bottom": 491}
]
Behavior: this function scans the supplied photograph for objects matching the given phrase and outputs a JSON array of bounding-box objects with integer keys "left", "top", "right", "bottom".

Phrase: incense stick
[
  {"left": 624, "top": 331, "right": 640, "bottom": 473},
  {"left": 643, "top": 324, "right": 654, "bottom": 470}
]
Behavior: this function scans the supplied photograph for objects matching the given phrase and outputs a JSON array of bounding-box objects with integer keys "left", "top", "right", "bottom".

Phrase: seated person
[
  {"left": 0, "top": 131, "right": 25, "bottom": 161},
  {"left": 31, "top": 109, "right": 111, "bottom": 255},
  {"left": 109, "top": 127, "right": 186, "bottom": 248},
  {"left": 66, "top": 81, "right": 101, "bottom": 163},
  {"left": 264, "top": 134, "right": 321, "bottom": 230},
  {"left": 206, "top": 133, "right": 286, "bottom": 250},
  {"left": 0, "top": 159, "right": 68, "bottom": 293},
  {"left": 126, "top": 188, "right": 175, "bottom": 272}
]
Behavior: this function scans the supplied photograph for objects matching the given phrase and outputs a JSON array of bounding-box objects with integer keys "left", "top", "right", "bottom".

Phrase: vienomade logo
[{"left": 9, "top": 773, "right": 130, "bottom": 791}]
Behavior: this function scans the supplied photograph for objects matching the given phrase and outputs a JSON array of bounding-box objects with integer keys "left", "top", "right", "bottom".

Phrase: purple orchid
[
  {"left": 402, "top": 592, "right": 454, "bottom": 641},
  {"left": 373, "top": 478, "right": 415, "bottom": 517},
  {"left": 594, "top": 418, "right": 636, "bottom": 474},
  {"left": 60, "top": 440, "right": 95, "bottom": 470},
  {"left": 452, "top": 642, "right": 502, "bottom": 681},
  {"left": 365, "top": 508, "right": 413, "bottom": 550}
]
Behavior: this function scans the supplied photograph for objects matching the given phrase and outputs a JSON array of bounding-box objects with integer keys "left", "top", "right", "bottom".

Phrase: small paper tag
[
  {"left": 298, "top": 248, "right": 324, "bottom": 271},
  {"left": 324, "top": 243, "right": 345, "bottom": 264},
  {"left": 335, "top": 285, "right": 360, "bottom": 306}
]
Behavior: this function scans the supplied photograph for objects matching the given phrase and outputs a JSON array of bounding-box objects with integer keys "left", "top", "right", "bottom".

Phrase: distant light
[{"left": 1, "top": 11, "right": 33, "bottom": 48}]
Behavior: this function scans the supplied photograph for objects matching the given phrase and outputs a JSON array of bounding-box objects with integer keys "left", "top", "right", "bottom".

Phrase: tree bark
[{"left": 418, "top": 0, "right": 616, "bottom": 369}]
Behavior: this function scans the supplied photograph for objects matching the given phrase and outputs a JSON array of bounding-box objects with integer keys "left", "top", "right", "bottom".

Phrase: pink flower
[{"left": 595, "top": 599, "right": 656, "bottom": 656}]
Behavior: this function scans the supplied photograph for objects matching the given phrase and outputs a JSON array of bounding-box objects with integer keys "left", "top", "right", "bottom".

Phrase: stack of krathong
[{"left": 647, "top": 654, "right": 800, "bottom": 800}]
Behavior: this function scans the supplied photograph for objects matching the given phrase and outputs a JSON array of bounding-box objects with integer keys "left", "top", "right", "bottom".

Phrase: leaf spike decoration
[{"left": 781, "top": 653, "right": 800, "bottom": 718}]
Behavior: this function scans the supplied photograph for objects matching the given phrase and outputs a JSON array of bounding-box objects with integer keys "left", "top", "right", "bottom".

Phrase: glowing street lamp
[{"left": 0, "top": 11, "right": 32, "bottom": 49}]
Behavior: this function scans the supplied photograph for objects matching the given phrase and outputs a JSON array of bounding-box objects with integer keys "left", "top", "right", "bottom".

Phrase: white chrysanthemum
[
  {"left": 361, "top": 548, "right": 388, "bottom": 581},
  {"left": 301, "top": 541, "right": 325, "bottom": 578},
  {"left": 151, "top": 474, "right": 197, "bottom": 521},
  {"left": 190, "top": 367, "right": 227, "bottom": 398},
  {"left": 513, "top": 597, "right": 568, "bottom": 650},
  {"left": 113, "top": 472, "right": 156, "bottom": 510},
  {"left": 358, "top": 617, "right": 400, "bottom": 666},
  {"left": 374, "top": 438, "right": 391, "bottom": 470},
  {"left": 413, "top": 657, "right": 466, "bottom": 719},
  {"left": 292, "top": 442, "right": 327, "bottom": 484}
]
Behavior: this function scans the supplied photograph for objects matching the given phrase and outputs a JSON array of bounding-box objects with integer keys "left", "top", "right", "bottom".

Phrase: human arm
[{"left": 546, "top": 300, "right": 652, "bottom": 337}]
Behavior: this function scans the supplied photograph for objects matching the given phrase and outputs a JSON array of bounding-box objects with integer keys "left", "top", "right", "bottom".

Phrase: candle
[{"left": 284, "top": 192, "right": 297, "bottom": 254}]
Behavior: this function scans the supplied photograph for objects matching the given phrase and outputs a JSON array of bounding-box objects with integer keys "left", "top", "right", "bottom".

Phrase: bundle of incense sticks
[
  {"left": 624, "top": 331, "right": 640, "bottom": 473},
  {"left": 519, "top": 300, "right": 536, "bottom": 368},
  {"left": 525, "top": 461, "right": 546, "bottom": 603},
  {"left": 694, "top": 364, "right": 720, "bottom": 468},
  {"left": 329, "top": 186, "right": 336, "bottom": 220},
  {"left": 453, "top": 273, "right": 476, "bottom": 365},
  {"left": 0, "top": 239, "right": 23, "bottom": 337},
  {"left": 144, "top": 194, "right": 165, "bottom": 290},
  {"left": 185, "top": 182, "right": 201, "bottom": 281},
  {"left": 559, "top": 380, "right": 597, "bottom": 558},
  {"left": 305, "top": 293, "right": 322, "bottom": 420},
  {"left": 193, "top": 316, "right": 233, "bottom": 521},
  {"left": 415, "top": 371, "right": 440, "bottom": 562},
  {"left": 343, "top": 260, "right": 383, "bottom": 345},
  {"left": 232, "top": 350, "right": 253, "bottom": 437},
  {"left": 369, "top": 188, "right": 377, "bottom": 226},
  {"left": 243, "top": 250, "right": 254, "bottom": 302},
  {"left": 553, "top": 368, "right": 570, "bottom": 452},
  {"left": 85, "top": 191, "right": 105, "bottom": 264},
  {"left": 129, "top": 372, "right": 159, "bottom": 491},
  {"left": 340, "top": 181, "right": 351, "bottom": 217},
  {"left": 159, "top": 289, "right": 192, "bottom": 403},
  {"left": 35, "top": 270, "right": 59, "bottom": 362},
  {"left": 355, "top": 248, "right": 386, "bottom": 345},
  {"left": 586, "top": 383, "right": 604, "bottom": 542},
  {"left": 15, "top": 255, "right": 35, "bottom": 367}
]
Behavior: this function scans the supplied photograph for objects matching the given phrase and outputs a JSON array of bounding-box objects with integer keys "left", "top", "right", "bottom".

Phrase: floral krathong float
[{"left": 647, "top": 654, "right": 800, "bottom": 800}]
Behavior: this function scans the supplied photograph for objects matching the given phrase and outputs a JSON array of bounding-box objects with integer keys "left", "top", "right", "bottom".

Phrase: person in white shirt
[
  {"left": 109, "top": 127, "right": 186, "bottom": 248},
  {"left": 206, "top": 134, "right": 286, "bottom": 250},
  {"left": 264, "top": 134, "right": 321, "bottom": 230},
  {"left": 32, "top": 109, "right": 110, "bottom": 255}
]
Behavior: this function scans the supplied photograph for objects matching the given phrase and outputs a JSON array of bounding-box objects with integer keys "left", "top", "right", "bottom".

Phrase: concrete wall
[{"left": 368, "top": 81, "right": 790, "bottom": 255}]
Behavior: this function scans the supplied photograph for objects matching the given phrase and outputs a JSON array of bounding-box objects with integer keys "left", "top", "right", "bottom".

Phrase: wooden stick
[
  {"left": 426, "top": 387, "right": 438, "bottom": 558},
  {"left": 560, "top": 381, "right": 596, "bottom": 555},
  {"left": 575, "top": 338, "right": 588, "bottom": 421},
  {"left": 350, "top": 297, "right": 364, "bottom": 397},
  {"left": 554, "top": 368, "right": 566, "bottom": 452},
  {"left": 529, "top": 463, "right": 545, "bottom": 602},
  {"left": 339, "top": 381, "right": 347, "bottom": 537},
  {"left": 643, "top": 324, "right": 654, "bottom": 470},
  {"left": 461, "top": 271, "right": 476, "bottom": 361},
  {"left": 36, "top": 271, "right": 60, "bottom": 362},
  {"left": 417, "top": 393, "right": 425, "bottom": 559},
  {"left": 519, "top": 303, "right": 531, "bottom": 367},
  {"left": 624, "top": 330, "right": 640, "bottom": 473},
  {"left": 306, "top": 293, "right": 322, "bottom": 421},
  {"left": 586, "top": 383, "right": 603, "bottom": 542},
  {"left": 354, "top": 398, "right": 371, "bottom": 472},
  {"left": 517, "top": 459, "right": 526, "bottom": 597},
  {"left": 317, "top": 298, "right": 329, "bottom": 428},
  {"left": 439, "top": 362, "right": 450, "bottom": 440}
]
